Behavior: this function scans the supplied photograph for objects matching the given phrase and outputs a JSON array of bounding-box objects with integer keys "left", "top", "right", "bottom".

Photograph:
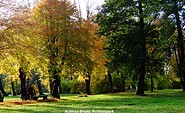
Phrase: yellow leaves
[
  {"left": 0, "top": 0, "right": 107, "bottom": 81},
  {"left": 0, "top": 54, "right": 19, "bottom": 78},
  {"left": 77, "top": 75, "right": 85, "bottom": 82},
  {"left": 0, "top": 5, "right": 49, "bottom": 79}
]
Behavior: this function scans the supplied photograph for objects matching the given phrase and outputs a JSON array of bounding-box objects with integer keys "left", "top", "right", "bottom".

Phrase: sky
[
  {"left": 14, "top": 0, "right": 105, "bottom": 18},
  {"left": 70, "top": 0, "right": 105, "bottom": 18}
]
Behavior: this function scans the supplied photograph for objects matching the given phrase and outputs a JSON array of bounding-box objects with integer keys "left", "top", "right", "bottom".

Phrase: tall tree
[
  {"left": 0, "top": 0, "right": 46, "bottom": 99},
  {"left": 159, "top": 0, "right": 185, "bottom": 90},
  {"left": 32, "top": 0, "right": 77, "bottom": 98},
  {"left": 173, "top": 0, "right": 185, "bottom": 91},
  {"left": 32, "top": 0, "right": 97, "bottom": 97},
  {"left": 96, "top": 0, "right": 162, "bottom": 95}
]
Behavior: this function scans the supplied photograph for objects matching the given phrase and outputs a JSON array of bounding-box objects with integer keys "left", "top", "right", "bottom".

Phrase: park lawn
[{"left": 0, "top": 89, "right": 185, "bottom": 113}]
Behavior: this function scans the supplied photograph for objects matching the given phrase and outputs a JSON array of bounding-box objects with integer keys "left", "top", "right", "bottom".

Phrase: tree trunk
[
  {"left": 19, "top": 67, "right": 27, "bottom": 100},
  {"left": 108, "top": 70, "right": 113, "bottom": 92},
  {"left": 52, "top": 75, "right": 60, "bottom": 99},
  {"left": 0, "top": 78, "right": 8, "bottom": 96},
  {"left": 174, "top": 1, "right": 185, "bottom": 91},
  {"left": 50, "top": 78, "right": 53, "bottom": 95},
  {"left": 15, "top": 79, "right": 19, "bottom": 95},
  {"left": 37, "top": 80, "right": 44, "bottom": 95},
  {"left": 59, "top": 83, "right": 62, "bottom": 94},
  {"left": 85, "top": 74, "right": 91, "bottom": 95},
  {"left": 36, "top": 73, "right": 44, "bottom": 95},
  {"left": 120, "top": 73, "right": 126, "bottom": 92},
  {"left": 11, "top": 80, "right": 16, "bottom": 96},
  {"left": 136, "top": 1, "right": 146, "bottom": 95},
  {"left": 173, "top": 39, "right": 184, "bottom": 89},
  {"left": 150, "top": 74, "right": 154, "bottom": 92}
]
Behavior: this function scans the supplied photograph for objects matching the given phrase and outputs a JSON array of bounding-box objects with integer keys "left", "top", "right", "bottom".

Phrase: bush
[
  {"left": 70, "top": 80, "right": 85, "bottom": 94},
  {"left": 144, "top": 78, "right": 151, "bottom": 91},
  {"left": 170, "top": 80, "right": 181, "bottom": 89},
  {"left": 112, "top": 76, "right": 123, "bottom": 92},
  {"left": 156, "top": 77, "right": 167, "bottom": 90},
  {"left": 91, "top": 76, "right": 109, "bottom": 94},
  {"left": 61, "top": 81, "right": 71, "bottom": 94}
]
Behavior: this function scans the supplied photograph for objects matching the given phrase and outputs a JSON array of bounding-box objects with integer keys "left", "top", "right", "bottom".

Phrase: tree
[
  {"left": 0, "top": 0, "right": 47, "bottom": 99},
  {"left": 32, "top": 0, "right": 100, "bottom": 97},
  {"left": 96, "top": 0, "right": 163, "bottom": 95},
  {"left": 159, "top": 0, "right": 185, "bottom": 91}
]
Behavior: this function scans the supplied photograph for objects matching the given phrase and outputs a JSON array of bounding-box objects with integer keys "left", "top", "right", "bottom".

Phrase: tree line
[
  {"left": 96, "top": 0, "right": 185, "bottom": 95},
  {"left": 0, "top": 0, "right": 184, "bottom": 99}
]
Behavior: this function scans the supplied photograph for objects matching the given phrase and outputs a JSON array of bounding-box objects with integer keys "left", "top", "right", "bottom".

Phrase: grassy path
[{"left": 0, "top": 89, "right": 185, "bottom": 113}]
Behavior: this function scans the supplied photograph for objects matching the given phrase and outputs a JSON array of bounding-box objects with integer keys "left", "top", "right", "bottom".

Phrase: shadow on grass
[
  {"left": 61, "top": 90, "right": 185, "bottom": 108},
  {"left": 1, "top": 90, "right": 185, "bottom": 113}
]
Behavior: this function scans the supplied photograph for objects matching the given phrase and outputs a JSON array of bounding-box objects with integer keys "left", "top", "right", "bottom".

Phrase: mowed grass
[{"left": 0, "top": 89, "right": 185, "bottom": 113}]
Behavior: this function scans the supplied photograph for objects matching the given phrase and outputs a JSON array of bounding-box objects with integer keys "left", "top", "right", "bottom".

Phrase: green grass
[{"left": 1, "top": 89, "right": 185, "bottom": 113}]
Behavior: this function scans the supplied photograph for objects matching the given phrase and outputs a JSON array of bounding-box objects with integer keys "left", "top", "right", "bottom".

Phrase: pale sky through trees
[
  {"left": 14, "top": 0, "right": 104, "bottom": 18},
  {"left": 71, "top": 0, "right": 104, "bottom": 18}
]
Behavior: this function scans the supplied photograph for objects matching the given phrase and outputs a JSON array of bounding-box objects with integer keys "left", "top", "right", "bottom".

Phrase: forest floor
[{"left": 0, "top": 89, "right": 185, "bottom": 113}]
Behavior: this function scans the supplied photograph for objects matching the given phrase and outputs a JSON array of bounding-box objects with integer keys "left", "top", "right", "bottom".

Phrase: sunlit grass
[{"left": 0, "top": 89, "right": 185, "bottom": 113}]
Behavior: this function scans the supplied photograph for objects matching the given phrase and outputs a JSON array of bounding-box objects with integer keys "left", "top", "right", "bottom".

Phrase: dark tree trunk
[
  {"left": 36, "top": 73, "right": 44, "bottom": 95},
  {"left": 59, "top": 83, "right": 62, "bottom": 94},
  {"left": 173, "top": 39, "right": 183, "bottom": 89},
  {"left": 50, "top": 78, "right": 54, "bottom": 95},
  {"left": 174, "top": 1, "right": 185, "bottom": 91},
  {"left": 136, "top": 1, "right": 146, "bottom": 95},
  {"left": 11, "top": 80, "right": 16, "bottom": 96},
  {"left": 52, "top": 75, "right": 60, "bottom": 99},
  {"left": 132, "top": 82, "right": 136, "bottom": 91},
  {"left": 19, "top": 67, "right": 27, "bottom": 100},
  {"left": 85, "top": 74, "right": 91, "bottom": 95},
  {"left": 0, "top": 78, "right": 8, "bottom": 96},
  {"left": 150, "top": 74, "right": 154, "bottom": 92},
  {"left": 15, "top": 79, "right": 19, "bottom": 95},
  {"left": 37, "top": 80, "right": 44, "bottom": 95},
  {"left": 108, "top": 70, "right": 113, "bottom": 92},
  {"left": 120, "top": 73, "right": 126, "bottom": 92}
]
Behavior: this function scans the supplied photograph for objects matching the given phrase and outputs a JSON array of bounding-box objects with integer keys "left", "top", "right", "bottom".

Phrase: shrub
[
  {"left": 61, "top": 80, "right": 71, "bottom": 94},
  {"left": 70, "top": 80, "right": 85, "bottom": 94},
  {"left": 91, "top": 75, "right": 109, "bottom": 94}
]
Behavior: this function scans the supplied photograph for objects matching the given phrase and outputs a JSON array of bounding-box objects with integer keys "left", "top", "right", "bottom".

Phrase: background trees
[
  {"left": 159, "top": 0, "right": 185, "bottom": 90},
  {"left": 96, "top": 0, "right": 184, "bottom": 94},
  {"left": 0, "top": 0, "right": 184, "bottom": 98},
  {"left": 96, "top": 0, "right": 155, "bottom": 95},
  {"left": 32, "top": 0, "right": 106, "bottom": 97}
]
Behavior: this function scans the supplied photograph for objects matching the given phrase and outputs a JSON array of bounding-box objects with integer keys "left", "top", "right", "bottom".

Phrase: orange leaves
[{"left": 82, "top": 20, "right": 106, "bottom": 65}]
